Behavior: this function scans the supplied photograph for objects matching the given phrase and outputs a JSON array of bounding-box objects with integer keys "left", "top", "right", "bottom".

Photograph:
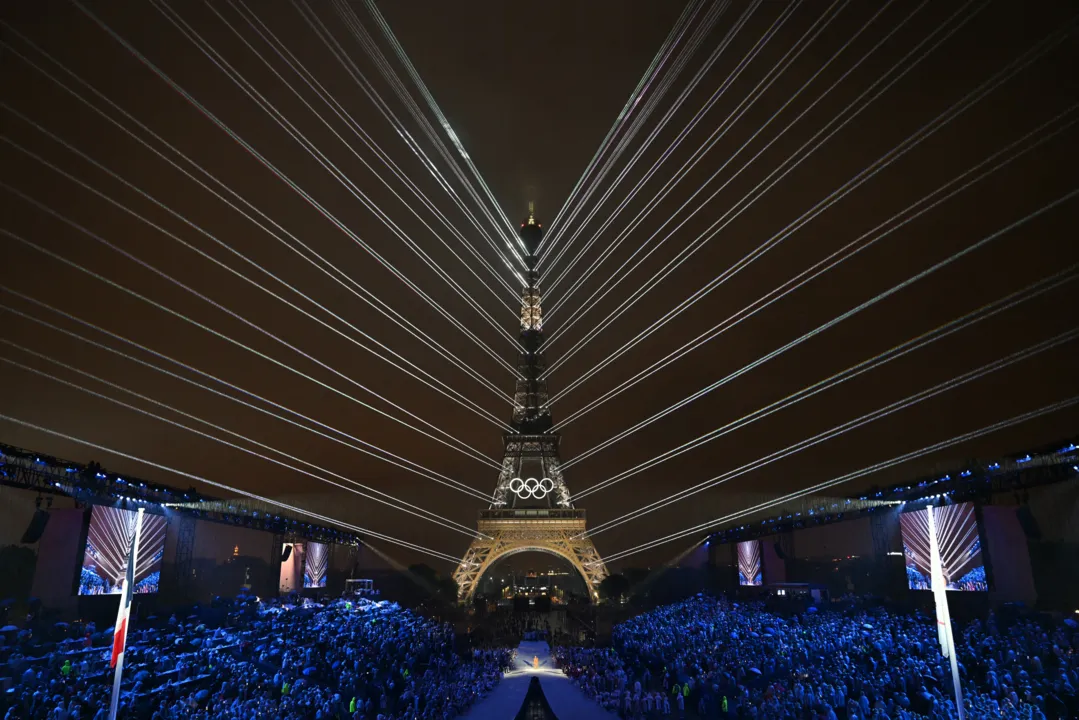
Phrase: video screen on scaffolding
[
  {"left": 79, "top": 506, "right": 167, "bottom": 595},
  {"left": 899, "top": 501, "right": 987, "bottom": 591},
  {"left": 737, "top": 539, "right": 762, "bottom": 586},
  {"left": 304, "top": 541, "right": 328, "bottom": 589}
]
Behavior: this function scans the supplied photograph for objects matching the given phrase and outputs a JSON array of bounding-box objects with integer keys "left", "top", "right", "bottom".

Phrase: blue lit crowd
[
  {"left": 0, "top": 597, "right": 510, "bottom": 720},
  {"left": 555, "top": 595, "right": 1078, "bottom": 720}
]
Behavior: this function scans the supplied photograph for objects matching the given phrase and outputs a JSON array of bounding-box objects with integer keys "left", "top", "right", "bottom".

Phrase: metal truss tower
[{"left": 453, "top": 206, "right": 608, "bottom": 601}]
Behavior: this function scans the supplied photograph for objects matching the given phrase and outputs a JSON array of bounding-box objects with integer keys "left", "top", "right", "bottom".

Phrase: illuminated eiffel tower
[{"left": 453, "top": 205, "right": 609, "bottom": 601}]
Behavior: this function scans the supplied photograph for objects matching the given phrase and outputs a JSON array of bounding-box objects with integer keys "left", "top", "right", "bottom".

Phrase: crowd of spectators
[
  {"left": 555, "top": 595, "right": 1078, "bottom": 720},
  {"left": 6, "top": 588, "right": 1078, "bottom": 720},
  {"left": 1, "top": 595, "right": 510, "bottom": 720}
]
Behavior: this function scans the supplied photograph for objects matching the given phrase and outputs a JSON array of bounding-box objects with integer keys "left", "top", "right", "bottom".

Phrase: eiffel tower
[{"left": 453, "top": 205, "right": 609, "bottom": 602}]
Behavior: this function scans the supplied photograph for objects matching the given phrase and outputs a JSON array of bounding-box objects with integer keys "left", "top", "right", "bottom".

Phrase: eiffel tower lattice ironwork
[{"left": 453, "top": 206, "right": 609, "bottom": 601}]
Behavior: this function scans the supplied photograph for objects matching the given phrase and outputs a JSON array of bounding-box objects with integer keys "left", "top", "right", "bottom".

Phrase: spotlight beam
[
  {"left": 550, "top": 108, "right": 1076, "bottom": 423},
  {"left": 570, "top": 265, "right": 1079, "bottom": 501},
  {"left": 362, "top": 0, "right": 521, "bottom": 252},
  {"left": 0, "top": 292, "right": 491, "bottom": 502},
  {"left": 341, "top": 0, "right": 522, "bottom": 257},
  {"left": 542, "top": 0, "right": 748, "bottom": 261},
  {"left": 579, "top": 326, "right": 1079, "bottom": 541},
  {"left": 1, "top": 225, "right": 503, "bottom": 470},
  {"left": 545, "top": 11, "right": 1070, "bottom": 389},
  {"left": 562, "top": 187, "right": 1079, "bottom": 472},
  {"left": 538, "top": 0, "right": 719, "bottom": 264},
  {"left": 0, "top": 30, "right": 520, "bottom": 390},
  {"left": 540, "top": 0, "right": 768, "bottom": 288},
  {"left": 214, "top": 0, "right": 519, "bottom": 308},
  {"left": 0, "top": 347, "right": 490, "bottom": 540},
  {"left": 596, "top": 395, "right": 1079, "bottom": 564},
  {"left": 71, "top": 1, "right": 523, "bottom": 367},
  {"left": 325, "top": 0, "right": 525, "bottom": 266},
  {"left": 0, "top": 124, "right": 514, "bottom": 431},
  {"left": 151, "top": 0, "right": 522, "bottom": 349},
  {"left": 228, "top": 0, "right": 520, "bottom": 299},
  {"left": 542, "top": 0, "right": 855, "bottom": 322},
  {"left": 541, "top": 0, "right": 991, "bottom": 354},
  {"left": 539, "top": 0, "right": 709, "bottom": 251},
  {"left": 284, "top": 0, "right": 526, "bottom": 283},
  {"left": 0, "top": 414, "right": 466, "bottom": 565}
]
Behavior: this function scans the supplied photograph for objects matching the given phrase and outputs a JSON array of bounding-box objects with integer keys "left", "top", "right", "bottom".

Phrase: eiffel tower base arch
[{"left": 453, "top": 508, "right": 608, "bottom": 602}]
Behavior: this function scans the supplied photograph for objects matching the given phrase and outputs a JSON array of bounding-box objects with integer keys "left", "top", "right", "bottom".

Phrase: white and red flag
[{"left": 108, "top": 507, "right": 144, "bottom": 720}]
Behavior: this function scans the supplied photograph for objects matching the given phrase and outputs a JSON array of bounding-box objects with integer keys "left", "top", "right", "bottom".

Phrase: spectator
[
  {"left": 0, "top": 596, "right": 510, "bottom": 720},
  {"left": 555, "top": 594, "right": 1079, "bottom": 720}
]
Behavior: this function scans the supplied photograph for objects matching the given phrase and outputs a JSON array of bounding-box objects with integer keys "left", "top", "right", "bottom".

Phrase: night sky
[{"left": 1, "top": 1, "right": 1077, "bottom": 573}]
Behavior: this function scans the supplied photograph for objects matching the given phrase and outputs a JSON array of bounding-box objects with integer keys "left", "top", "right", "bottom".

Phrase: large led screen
[
  {"left": 899, "top": 502, "right": 986, "bottom": 592},
  {"left": 737, "top": 539, "right": 762, "bottom": 586},
  {"left": 279, "top": 543, "right": 304, "bottom": 594},
  {"left": 304, "top": 541, "right": 328, "bottom": 589},
  {"left": 79, "top": 506, "right": 167, "bottom": 595}
]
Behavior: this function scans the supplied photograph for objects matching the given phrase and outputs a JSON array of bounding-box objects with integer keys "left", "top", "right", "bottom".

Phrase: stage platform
[{"left": 462, "top": 640, "right": 615, "bottom": 720}]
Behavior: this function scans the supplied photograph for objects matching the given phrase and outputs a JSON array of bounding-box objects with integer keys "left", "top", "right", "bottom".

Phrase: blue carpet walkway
[{"left": 461, "top": 640, "right": 615, "bottom": 720}]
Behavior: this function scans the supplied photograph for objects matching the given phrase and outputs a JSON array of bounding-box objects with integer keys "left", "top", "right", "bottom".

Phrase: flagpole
[
  {"left": 927, "top": 505, "right": 965, "bottom": 720},
  {"left": 108, "top": 507, "right": 145, "bottom": 720}
]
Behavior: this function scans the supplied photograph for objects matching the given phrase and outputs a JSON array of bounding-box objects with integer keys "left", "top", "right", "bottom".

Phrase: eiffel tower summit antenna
[{"left": 453, "top": 205, "right": 609, "bottom": 602}]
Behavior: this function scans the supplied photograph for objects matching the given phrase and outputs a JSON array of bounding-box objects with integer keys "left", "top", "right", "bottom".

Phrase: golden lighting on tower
[{"left": 520, "top": 286, "right": 543, "bottom": 331}]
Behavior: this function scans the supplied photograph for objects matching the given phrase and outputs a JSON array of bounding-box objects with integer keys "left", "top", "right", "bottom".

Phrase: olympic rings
[{"left": 509, "top": 477, "right": 554, "bottom": 500}]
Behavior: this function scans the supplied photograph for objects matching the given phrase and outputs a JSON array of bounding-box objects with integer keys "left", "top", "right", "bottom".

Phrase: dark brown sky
[{"left": 1, "top": 1, "right": 1077, "bottom": 574}]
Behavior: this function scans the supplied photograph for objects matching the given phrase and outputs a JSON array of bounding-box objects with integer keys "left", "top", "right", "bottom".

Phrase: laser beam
[
  {"left": 595, "top": 394, "right": 1079, "bottom": 564},
  {"left": 571, "top": 265, "right": 1078, "bottom": 501},
  {"left": 580, "top": 326, "right": 1079, "bottom": 541},
  {"left": 0, "top": 414, "right": 466, "bottom": 565},
  {"left": 550, "top": 108, "right": 1077, "bottom": 422},
  {"left": 562, "top": 186, "right": 1079, "bottom": 471},
  {"left": 0, "top": 223, "right": 503, "bottom": 470},
  {"left": 0, "top": 123, "right": 514, "bottom": 431},
  {"left": 0, "top": 29, "right": 521, "bottom": 388},
  {"left": 0, "top": 291, "right": 491, "bottom": 502},
  {"left": 0, "top": 346, "right": 490, "bottom": 540}
]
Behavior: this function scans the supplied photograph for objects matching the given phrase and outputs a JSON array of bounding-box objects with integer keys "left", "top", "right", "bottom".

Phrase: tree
[
  {"left": 648, "top": 567, "right": 702, "bottom": 605},
  {"left": 598, "top": 573, "right": 631, "bottom": 603},
  {"left": 623, "top": 567, "right": 651, "bottom": 591},
  {"left": 435, "top": 577, "right": 459, "bottom": 604},
  {"left": 406, "top": 564, "right": 458, "bottom": 606},
  {"left": 408, "top": 564, "right": 439, "bottom": 584}
]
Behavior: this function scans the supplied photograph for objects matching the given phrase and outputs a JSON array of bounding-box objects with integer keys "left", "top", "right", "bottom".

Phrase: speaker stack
[{"left": 20, "top": 509, "right": 50, "bottom": 544}]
